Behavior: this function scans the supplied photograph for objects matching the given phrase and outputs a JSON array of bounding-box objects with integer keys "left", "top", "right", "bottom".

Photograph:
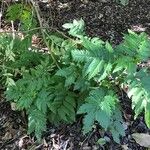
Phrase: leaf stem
[{"left": 30, "top": 0, "right": 60, "bottom": 69}]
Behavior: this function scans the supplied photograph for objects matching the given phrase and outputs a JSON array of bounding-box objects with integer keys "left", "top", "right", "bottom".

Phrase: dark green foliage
[
  {"left": 6, "top": 62, "right": 77, "bottom": 139},
  {"left": 1, "top": 13, "right": 150, "bottom": 144},
  {"left": 0, "top": 34, "right": 46, "bottom": 86},
  {"left": 62, "top": 19, "right": 150, "bottom": 142},
  {"left": 78, "top": 88, "right": 125, "bottom": 143}
]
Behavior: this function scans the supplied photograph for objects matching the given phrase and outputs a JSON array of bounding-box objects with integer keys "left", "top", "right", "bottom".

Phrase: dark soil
[
  {"left": 39, "top": 0, "right": 150, "bottom": 44},
  {"left": 1, "top": 0, "right": 150, "bottom": 149}
]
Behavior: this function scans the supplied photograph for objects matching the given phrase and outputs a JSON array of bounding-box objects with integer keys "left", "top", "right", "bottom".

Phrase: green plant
[
  {"left": 6, "top": 61, "right": 77, "bottom": 139},
  {"left": 0, "top": 33, "right": 46, "bottom": 86},
  {"left": 0, "top": 2, "right": 43, "bottom": 86},
  {"left": 3, "top": 18, "right": 150, "bottom": 144},
  {"left": 61, "top": 19, "right": 150, "bottom": 142},
  {"left": 6, "top": 3, "right": 37, "bottom": 30},
  {"left": 78, "top": 88, "right": 124, "bottom": 143}
]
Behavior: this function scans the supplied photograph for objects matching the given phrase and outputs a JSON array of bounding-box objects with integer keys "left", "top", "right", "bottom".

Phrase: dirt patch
[{"left": 39, "top": 0, "right": 150, "bottom": 44}]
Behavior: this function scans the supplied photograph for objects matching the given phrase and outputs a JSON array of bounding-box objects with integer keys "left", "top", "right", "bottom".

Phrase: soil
[
  {"left": 39, "top": 0, "right": 150, "bottom": 44},
  {"left": 1, "top": 0, "right": 150, "bottom": 149}
]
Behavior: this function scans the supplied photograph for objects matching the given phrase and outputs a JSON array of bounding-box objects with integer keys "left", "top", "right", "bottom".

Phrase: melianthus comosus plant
[{"left": 4, "top": 19, "right": 150, "bottom": 143}]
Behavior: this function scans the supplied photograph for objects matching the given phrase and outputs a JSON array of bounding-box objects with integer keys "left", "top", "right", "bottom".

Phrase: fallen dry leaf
[
  {"left": 11, "top": 102, "right": 17, "bottom": 111},
  {"left": 132, "top": 133, "right": 150, "bottom": 148},
  {"left": 121, "top": 144, "right": 128, "bottom": 150},
  {"left": 2, "top": 132, "right": 12, "bottom": 140}
]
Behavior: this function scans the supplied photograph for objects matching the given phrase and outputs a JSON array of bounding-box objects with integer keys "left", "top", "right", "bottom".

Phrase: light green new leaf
[
  {"left": 62, "top": 23, "right": 74, "bottom": 29},
  {"left": 72, "top": 49, "right": 89, "bottom": 62},
  {"left": 86, "top": 59, "right": 105, "bottom": 79},
  {"left": 98, "top": 62, "right": 112, "bottom": 81},
  {"left": 105, "top": 41, "right": 113, "bottom": 53},
  {"left": 145, "top": 103, "right": 150, "bottom": 128}
]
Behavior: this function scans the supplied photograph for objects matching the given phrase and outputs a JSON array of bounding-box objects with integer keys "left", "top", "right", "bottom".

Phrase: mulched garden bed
[
  {"left": 1, "top": 0, "right": 150, "bottom": 149},
  {"left": 39, "top": 0, "right": 150, "bottom": 44}
]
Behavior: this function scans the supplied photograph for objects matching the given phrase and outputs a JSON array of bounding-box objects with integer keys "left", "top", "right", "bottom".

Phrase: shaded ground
[
  {"left": 40, "top": 0, "right": 150, "bottom": 44},
  {"left": 1, "top": 0, "right": 150, "bottom": 149},
  {"left": 0, "top": 95, "right": 147, "bottom": 150},
  {"left": 0, "top": 88, "right": 148, "bottom": 149}
]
